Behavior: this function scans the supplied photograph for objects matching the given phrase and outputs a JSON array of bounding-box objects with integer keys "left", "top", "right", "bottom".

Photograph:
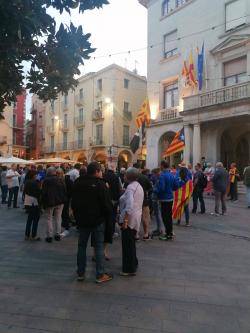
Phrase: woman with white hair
[{"left": 119, "top": 167, "right": 144, "bottom": 276}]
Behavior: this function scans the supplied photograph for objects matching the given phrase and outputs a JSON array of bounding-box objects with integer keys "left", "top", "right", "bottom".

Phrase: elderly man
[
  {"left": 212, "top": 162, "right": 229, "bottom": 216},
  {"left": 41, "top": 167, "right": 67, "bottom": 243},
  {"left": 6, "top": 164, "right": 20, "bottom": 208}
]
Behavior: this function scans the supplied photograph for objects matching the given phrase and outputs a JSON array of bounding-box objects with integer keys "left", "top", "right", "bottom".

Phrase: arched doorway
[
  {"left": 220, "top": 130, "right": 234, "bottom": 169},
  {"left": 159, "top": 131, "right": 182, "bottom": 167},
  {"left": 236, "top": 136, "right": 249, "bottom": 174},
  {"left": 118, "top": 150, "right": 132, "bottom": 169}
]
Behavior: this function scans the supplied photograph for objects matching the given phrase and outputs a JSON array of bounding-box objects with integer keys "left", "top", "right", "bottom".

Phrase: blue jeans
[
  {"left": 1, "top": 185, "right": 8, "bottom": 203},
  {"left": 8, "top": 186, "right": 19, "bottom": 208},
  {"left": 77, "top": 224, "right": 104, "bottom": 278}
]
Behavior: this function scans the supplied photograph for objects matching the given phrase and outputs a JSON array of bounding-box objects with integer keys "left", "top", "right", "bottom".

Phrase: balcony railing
[
  {"left": 92, "top": 109, "right": 103, "bottom": 121},
  {"left": 123, "top": 111, "right": 132, "bottom": 121},
  {"left": 56, "top": 142, "right": 74, "bottom": 151},
  {"left": 91, "top": 138, "right": 105, "bottom": 146},
  {"left": 75, "top": 94, "right": 84, "bottom": 106},
  {"left": 184, "top": 82, "right": 250, "bottom": 111},
  {"left": 0, "top": 136, "right": 7, "bottom": 145},
  {"left": 74, "top": 116, "right": 85, "bottom": 127},
  {"left": 47, "top": 126, "right": 55, "bottom": 134},
  {"left": 44, "top": 146, "right": 55, "bottom": 153},
  {"left": 60, "top": 122, "right": 69, "bottom": 131},
  {"left": 155, "top": 107, "right": 180, "bottom": 122},
  {"left": 73, "top": 140, "right": 87, "bottom": 150},
  {"left": 61, "top": 101, "right": 68, "bottom": 112}
]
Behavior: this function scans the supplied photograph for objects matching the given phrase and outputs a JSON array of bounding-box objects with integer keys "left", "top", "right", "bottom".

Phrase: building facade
[
  {"left": 42, "top": 64, "right": 147, "bottom": 167},
  {"left": 26, "top": 96, "right": 45, "bottom": 159},
  {"left": 0, "top": 105, "right": 13, "bottom": 157},
  {"left": 12, "top": 91, "right": 26, "bottom": 158},
  {"left": 140, "top": 0, "right": 250, "bottom": 173}
]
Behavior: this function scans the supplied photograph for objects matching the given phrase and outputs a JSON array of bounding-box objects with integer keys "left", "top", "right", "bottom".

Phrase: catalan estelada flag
[
  {"left": 172, "top": 179, "right": 193, "bottom": 220},
  {"left": 189, "top": 51, "right": 197, "bottom": 87},
  {"left": 182, "top": 60, "right": 190, "bottom": 87},
  {"left": 136, "top": 98, "right": 151, "bottom": 128},
  {"left": 163, "top": 127, "right": 185, "bottom": 157}
]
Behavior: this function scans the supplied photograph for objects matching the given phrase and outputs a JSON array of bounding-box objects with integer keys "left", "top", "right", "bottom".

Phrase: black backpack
[{"left": 199, "top": 173, "right": 208, "bottom": 189}]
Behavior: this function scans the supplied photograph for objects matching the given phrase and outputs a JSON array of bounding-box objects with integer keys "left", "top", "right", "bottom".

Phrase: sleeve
[
  {"left": 155, "top": 174, "right": 165, "bottom": 194},
  {"left": 99, "top": 182, "right": 113, "bottom": 218},
  {"left": 123, "top": 189, "right": 134, "bottom": 215}
]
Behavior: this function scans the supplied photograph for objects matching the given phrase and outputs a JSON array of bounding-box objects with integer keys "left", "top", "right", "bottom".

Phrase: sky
[{"left": 26, "top": 0, "right": 147, "bottom": 118}]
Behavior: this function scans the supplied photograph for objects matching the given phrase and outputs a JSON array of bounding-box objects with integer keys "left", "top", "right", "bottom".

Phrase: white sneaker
[{"left": 60, "top": 230, "right": 70, "bottom": 238}]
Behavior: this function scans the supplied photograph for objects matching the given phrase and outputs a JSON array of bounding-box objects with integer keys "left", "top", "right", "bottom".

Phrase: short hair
[
  {"left": 141, "top": 168, "right": 149, "bottom": 175},
  {"left": 126, "top": 167, "right": 139, "bottom": 182},
  {"left": 87, "top": 162, "right": 101, "bottom": 176},
  {"left": 161, "top": 160, "right": 169, "bottom": 169},
  {"left": 79, "top": 166, "right": 87, "bottom": 177},
  {"left": 56, "top": 168, "right": 64, "bottom": 177},
  {"left": 216, "top": 162, "right": 223, "bottom": 168},
  {"left": 74, "top": 163, "right": 81, "bottom": 170},
  {"left": 46, "top": 166, "right": 56, "bottom": 176},
  {"left": 196, "top": 163, "right": 202, "bottom": 168}
]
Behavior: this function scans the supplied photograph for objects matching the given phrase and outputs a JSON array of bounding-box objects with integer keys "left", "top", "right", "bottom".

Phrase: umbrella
[
  {"left": 0, "top": 156, "right": 34, "bottom": 165},
  {"left": 33, "top": 157, "right": 78, "bottom": 164}
]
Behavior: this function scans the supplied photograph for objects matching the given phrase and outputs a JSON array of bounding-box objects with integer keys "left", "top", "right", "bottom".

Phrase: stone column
[
  {"left": 184, "top": 124, "right": 191, "bottom": 164},
  {"left": 193, "top": 123, "right": 201, "bottom": 165}
]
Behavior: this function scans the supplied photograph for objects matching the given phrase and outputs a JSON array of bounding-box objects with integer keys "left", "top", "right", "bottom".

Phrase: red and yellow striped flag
[
  {"left": 189, "top": 51, "right": 198, "bottom": 87},
  {"left": 163, "top": 128, "right": 185, "bottom": 157},
  {"left": 172, "top": 180, "right": 193, "bottom": 220},
  {"left": 136, "top": 98, "right": 151, "bottom": 128}
]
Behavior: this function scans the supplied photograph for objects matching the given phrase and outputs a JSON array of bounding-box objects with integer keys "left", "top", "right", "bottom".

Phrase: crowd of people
[{"left": 0, "top": 158, "right": 250, "bottom": 283}]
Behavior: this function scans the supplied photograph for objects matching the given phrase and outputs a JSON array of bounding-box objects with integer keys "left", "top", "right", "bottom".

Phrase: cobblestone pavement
[{"left": 0, "top": 196, "right": 250, "bottom": 333}]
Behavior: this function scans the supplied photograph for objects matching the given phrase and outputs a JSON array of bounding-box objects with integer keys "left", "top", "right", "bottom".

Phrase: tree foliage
[{"left": 0, "top": 0, "right": 109, "bottom": 117}]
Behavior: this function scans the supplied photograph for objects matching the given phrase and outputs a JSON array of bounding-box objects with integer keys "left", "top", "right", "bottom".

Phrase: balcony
[
  {"left": 56, "top": 142, "right": 73, "bottom": 151},
  {"left": 75, "top": 94, "right": 84, "bottom": 106},
  {"left": 74, "top": 116, "right": 85, "bottom": 127},
  {"left": 60, "top": 122, "right": 69, "bottom": 131},
  {"left": 123, "top": 111, "right": 132, "bottom": 121},
  {"left": 44, "top": 146, "right": 55, "bottom": 154},
  {"left": 92, "top": 109, "right": 104, "bottom": 121},
  {"left": 73, "top": 140, "right": 87, "bottom": 150},
  {"left": 184, "top": 82, "right": 250, "bottom": 111},
  {"left": 154, "top": 107, "right": 180, "bottom": 123},
  {"left": 91, "top": 138, "right": 105, "bottom": 147},
  {"left": 0, "top": 136, "right": 7, "bottom": 145},
  {"left": 47, "top": 126, "right": 55, "bottom": 134}
]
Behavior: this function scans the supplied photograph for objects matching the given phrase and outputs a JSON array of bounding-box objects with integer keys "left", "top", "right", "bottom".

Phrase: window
[
  {"left": 63, "top": 132, "right": 67, "bottom": 150},
  {"left": 124, "top": 79, "right": 130, "bottom": 89},
  {"left": 225, "top": 0, "right": 246, "bottom": 31},
  {"left": 13, "top": 132, "right": 17, "bottom": 145},
  {"left": 78, "top": 128, "right": 83, "bottom": 148},
  {"left": 64, "top": 93, "right": 68, "bottom": 105},
  {"left": 13, "top": 114, "right": 16, "bottom": 127},
  {"left": 79, "top": 88, "right": 84, "bottom": 100},
  {"left": 51, "top": 100, "right": 55, "bottom": 112},
  {"left": 97, "top": 79, "right": 102, "bottom": 91},
  {"left": 162, "top": 0, "right": 189, "bottom": 16},
  {"left": 224, "top": 56, "right": 247, "bottom": 86},
  {"left": 124, "top": 101, "right": 129, "bottom": 112},
  {"left": 162, "top": 0, "right": 169, "bottom": 16},
  {"left": 164, "top": 82, "right": 179, "bottom": 108},
  {"left": 50, "top": 136, "right": 54, "bottom": 151},
  {"left": 164, "top": 30, "right": 178, "bottom": 58},
  {"left": 96, "top": 124, "right": 103, "bottom": 144},
  {"left": 63, "top": 114, "right": 68, "bottom": 128},
  {"left": 97, "top": 101, "right": 103, "bottom": 111},
  {"left": 123, "top": 125, "right": 130, "bottom": 146},
  {"left": 79, "top": 108, "right": 84, "bottom": 122},
  {"left": 51, "top": 119, "right": 54, "bottom": 131}
]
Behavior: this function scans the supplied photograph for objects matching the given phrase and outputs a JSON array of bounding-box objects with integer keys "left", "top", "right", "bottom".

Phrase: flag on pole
[
  {"left": 130, "top": 131, "right": 140, "bottom": 154},
  {"left": 136, "top": 98, "right": 151, "bottom": 128},
  {"left": 197, "top": 42, "right": 204, "bottom": 91},
  {"left": 163, "top": 127, "right": 185, "bottom": 157},
  {"left": 181, "top": 60, "right": 190, "bottom": 87},
  {"left": 172, "top": 179, "right": 193, "bottom": 220},
  {"left": 189, "top": 51, "right": 197, "bottom": 87}
]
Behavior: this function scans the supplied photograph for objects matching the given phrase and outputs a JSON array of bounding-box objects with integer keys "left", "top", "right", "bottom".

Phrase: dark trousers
[
  {"left": 111, "top": 202, "right": 118, "bottom": 234},
  {"left": 61, "top": 199, "right": 71, "bottom": 230},
  {"left": 1, "top": 185, "right": 8, "bottom": 203},
  {"left": 178, "top": 204, "right": 190, "bottom": 224},
  {"left": 192, "top": 190, "right": 205, "bottom": 213},
  {"left": 8, "top": 186, "right": 19, "bottom": 208},
  {"left": 25, "top": 206, "right": 40, "bottom": 238},
  {"left": 122, "top": 227, "right": 138, "bottom": 273},
  {"left": 214, "top": 191, "right": 226, "bottom": 214},
  {"left": 230, "top": 182, "right": 238, "bottom": 201},
  {"left": 160, "top": 201, "right": 173, "bottom": 236},
  {"left": 77, "top": 224, "right": 104, "bottom": 278}
]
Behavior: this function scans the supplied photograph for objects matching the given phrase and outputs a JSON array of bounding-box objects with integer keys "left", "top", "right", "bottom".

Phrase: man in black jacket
[{"left": 72, "top": 162, "right": 113, "bottom": 284}]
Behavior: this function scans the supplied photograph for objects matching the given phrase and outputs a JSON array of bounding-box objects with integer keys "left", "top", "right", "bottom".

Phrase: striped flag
[
  {"left": 172, "top": 179, "right": 193, "bottom": 220},
  {"left": 163, "top": 128, "right": 185, "bottom": 157},
  {"left": 189, "top": 50, "right": 198, "bottom": 87},
  {"left": 136, "top": 98, "right": 151, "bottom": 128}
]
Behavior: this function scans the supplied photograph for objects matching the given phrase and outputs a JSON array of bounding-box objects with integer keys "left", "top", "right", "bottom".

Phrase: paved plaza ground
[{"left": 0, "top": 196, "right": 250, "bottom": 333}]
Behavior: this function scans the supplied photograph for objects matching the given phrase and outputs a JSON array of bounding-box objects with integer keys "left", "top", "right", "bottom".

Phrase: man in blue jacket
[{"left": 155, "top": 160, "right": 179, "bottom": 240}]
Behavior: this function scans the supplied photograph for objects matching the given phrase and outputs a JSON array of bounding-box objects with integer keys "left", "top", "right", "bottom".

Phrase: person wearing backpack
[{"left": 192, "top": 163, "right": 206, "bottom": 214}]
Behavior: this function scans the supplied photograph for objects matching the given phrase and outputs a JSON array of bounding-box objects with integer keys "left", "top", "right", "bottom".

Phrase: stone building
[
  {"left": 42, "top": 64, "right": 147, "bottom": 167},
  {"left": 12, "top": 90, "right": 26, "bottom": 158},
  {"left": 0, "top": 105, "right": 13, "bottom": 157},
  {"left": 139, "top": 0, "right": 250, "bottom": 172}
]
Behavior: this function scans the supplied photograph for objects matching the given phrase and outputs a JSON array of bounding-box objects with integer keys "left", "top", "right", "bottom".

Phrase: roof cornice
[{"left": 138, "top": 0, "right": 148, "bottom": 8}]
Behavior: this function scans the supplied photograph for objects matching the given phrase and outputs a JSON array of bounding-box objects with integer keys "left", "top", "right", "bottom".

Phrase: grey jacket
[{"left": 212, "top": 168, "right": 229, "bottom": 193}]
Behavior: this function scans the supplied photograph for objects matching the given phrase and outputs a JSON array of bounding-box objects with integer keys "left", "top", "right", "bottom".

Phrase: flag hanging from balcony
[
  {"left": 163, "top": 127, "right": 185, "bottom": 157},
  {"left": 181, "top": 60, "right": 190, "bottom": 87},
  {"left": 189, "top": 51, "right": 198, "bottom": 87},
  {"left": 130, "top": 131, "right": 140, "bottom": 154},
  {"left": 197, "top": 42, "right": 204, "bottom": 91},
  {"left": 136, "top": 98, "right": 151, "bottom": 128}
]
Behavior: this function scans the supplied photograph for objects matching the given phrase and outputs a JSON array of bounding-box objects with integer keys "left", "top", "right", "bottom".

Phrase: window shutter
[
  {"left": 225, "top": 0, "right": 246, "bottom": 31},
  {"left": 224, "top": 57, "right": 247, "bottom": 77}
]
